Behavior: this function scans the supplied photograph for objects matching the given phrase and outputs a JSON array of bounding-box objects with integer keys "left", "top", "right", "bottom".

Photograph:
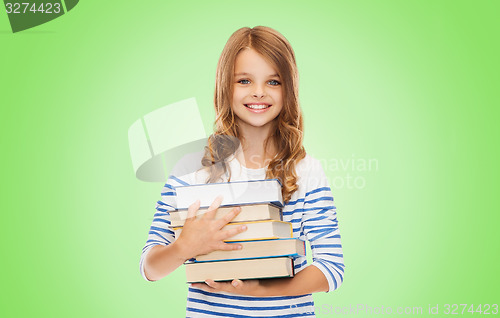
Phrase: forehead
[{"left": 234, "top": 48, "right": 278, "bottom": 75}]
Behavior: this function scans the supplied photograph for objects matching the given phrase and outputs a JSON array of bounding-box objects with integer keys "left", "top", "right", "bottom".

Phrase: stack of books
[{"left": 170, "top": 179, "right": 305, "bottom": 283}]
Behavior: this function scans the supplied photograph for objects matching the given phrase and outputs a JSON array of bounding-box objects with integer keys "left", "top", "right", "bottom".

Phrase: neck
[{"left": 236, "top": 120, "right": 277, "bottom": 169}]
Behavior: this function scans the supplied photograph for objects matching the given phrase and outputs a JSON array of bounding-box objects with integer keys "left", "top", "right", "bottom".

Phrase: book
[
  {"left": 169, "top": 203, "right": 281, "bottom": 227},
  {"left": 195, "top": 238, "right": 305, "bottom": 262},
  {"left": 174, "top": 220, "right": 293, "bottom": 242},
  {"left": 185, "top": 257, "right": 294, "bottom": 283},
  {"left": 175, "top": 179, "right": 283, "bottom": 210}
]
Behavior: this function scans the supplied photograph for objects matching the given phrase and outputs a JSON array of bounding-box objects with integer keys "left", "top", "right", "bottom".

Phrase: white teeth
[{"left": 245, "top": 104, "right": 269, "bottom": 110}]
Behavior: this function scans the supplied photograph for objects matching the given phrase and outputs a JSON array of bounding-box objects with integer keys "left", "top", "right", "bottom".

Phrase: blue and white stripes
[
  {"left": 139, "top": 176, "right": 183, "bottom": 280},
  {"left": 186, "top": 288, "right": 316, "bottom": 317}
]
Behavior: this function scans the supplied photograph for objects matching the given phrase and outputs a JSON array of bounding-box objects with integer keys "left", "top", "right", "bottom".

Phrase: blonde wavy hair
[{"left": 202, "top": 26, "right": 306, "bottom": 203}]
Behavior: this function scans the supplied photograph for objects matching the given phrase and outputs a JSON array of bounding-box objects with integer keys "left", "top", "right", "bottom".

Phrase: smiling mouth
[{"left": 244, "top": 104, "right": 271, "bottom": 110}]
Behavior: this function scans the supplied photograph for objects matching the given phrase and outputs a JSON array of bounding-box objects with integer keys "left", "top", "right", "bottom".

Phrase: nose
[{"left": 252, "top": 83, "right": 266, "bottom": 98}]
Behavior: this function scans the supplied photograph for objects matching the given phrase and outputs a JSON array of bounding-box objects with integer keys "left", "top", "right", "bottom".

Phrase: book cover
[{"left": 175, "top": 179, "right": 283, "bottom": 209}]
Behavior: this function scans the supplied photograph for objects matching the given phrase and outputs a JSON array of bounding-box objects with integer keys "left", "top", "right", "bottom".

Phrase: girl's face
[{"left": 231, "top": 48, "right": 283, "bottom": 132}]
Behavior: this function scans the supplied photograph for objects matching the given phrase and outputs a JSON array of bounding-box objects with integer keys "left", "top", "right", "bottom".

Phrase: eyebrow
[{"left": 234, "top": 72, "right": 280, "bottom": 77}]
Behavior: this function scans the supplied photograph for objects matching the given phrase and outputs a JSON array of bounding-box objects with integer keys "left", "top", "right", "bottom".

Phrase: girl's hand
[
  {"left": 191, "top": 279, "right": 265, "bottom": 296},
  {"left": 174, "top": 196, "right": 247, "bottom": 261},
  {"left": 190, "top": 266, "right": 329, "bottom": 296}
]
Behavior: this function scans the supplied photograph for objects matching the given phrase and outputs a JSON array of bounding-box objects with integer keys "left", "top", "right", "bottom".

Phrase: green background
[{"left": 1, "top": 0, "right": 499, "bottom": 317}]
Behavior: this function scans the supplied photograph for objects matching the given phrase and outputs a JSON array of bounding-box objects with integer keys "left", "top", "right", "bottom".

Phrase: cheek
[
  {"left": 274, "top": 90, "right": 284, "bottom": 113},
  {"left": 231, "top": 91, "right": 244, "bottom": 113},
  {"left": 232, "top": 86, "right": 247, "bottom": 99},
  {"left": 274, "top": 91, "right": 283, "bottom": 106},
  {"left": 274, "top": 105, "right": 284, "bottom": 116}
]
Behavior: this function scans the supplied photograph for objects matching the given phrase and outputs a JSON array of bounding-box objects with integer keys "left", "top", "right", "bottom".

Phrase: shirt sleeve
[
  {"left": 301, "top": 159, "right": 345, "bottom": 292},
  {"left": 139, "top": 152, "right": 203, "bottom": 281},
  {"left": 139, "top": 176, "right": 180, "bottom": 282}
]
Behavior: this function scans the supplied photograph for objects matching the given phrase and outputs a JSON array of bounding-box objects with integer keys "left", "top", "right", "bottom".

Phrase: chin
[{"left": 248, "top": 118, "right": 278, "bottom": 128}]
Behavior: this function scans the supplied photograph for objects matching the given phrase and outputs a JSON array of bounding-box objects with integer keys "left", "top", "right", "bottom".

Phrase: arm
[
  {"left": 298, "top": 160, "right": 345, "bottom": 293},
  {"left": 143, "top": 242, "right": 192, "bottom": 281},
  {"left": 258, "top": 263, "right": 329, "bottom": 295},
  {"left": 142, "top": 197, "right": 247, "bottom": 281},
  {"left": 140, "top": 180, "right": 178, "bottom": 281},
  {"left": 194, "top": 261, "right": 328, "bottom": 296}
]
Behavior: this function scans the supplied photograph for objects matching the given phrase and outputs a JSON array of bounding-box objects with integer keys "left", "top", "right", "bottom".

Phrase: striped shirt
[{"left": 140, "top": 152, "right": 345, "bottom": 317}]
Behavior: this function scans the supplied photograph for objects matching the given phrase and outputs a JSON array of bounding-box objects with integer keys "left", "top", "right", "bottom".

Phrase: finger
[
  {"left": 205, "top": 279, "right": 232, "bottom": 292},
  {"left": 203, "top": 195, "right": 223, "bottom": 219},
  {"left": 215, "top": 206, "right": 241, "bottom": 229},
  {"left": 204, "top": 279, "right": 220, "bottom": 290},
  {"left": 191, "top": 283, "right": 212, "bottom": 292},
  {"left": 186, "top": 200, "right": 201, "bottom": 221},
  {"left": 216, "top": 242, "right": 243, "bottom": 251},
  {"left": 231, "top": 279, "right": 243, "bottom": 288},
  {"left": 218, "top": 224, "right": 247, "bottom": 241}
]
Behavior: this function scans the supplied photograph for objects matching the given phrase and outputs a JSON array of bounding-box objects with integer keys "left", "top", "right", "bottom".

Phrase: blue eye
[
  {"left": 268, "top": 80, "right": 281, "bottom": 86},
  {"left": 238, "top": 79, "right": 251, "bottom": 84}
]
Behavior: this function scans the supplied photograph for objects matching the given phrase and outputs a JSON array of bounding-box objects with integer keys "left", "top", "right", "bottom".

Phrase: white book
[{"left": 175, "top": 179, "right": 283, "bottom": 210}]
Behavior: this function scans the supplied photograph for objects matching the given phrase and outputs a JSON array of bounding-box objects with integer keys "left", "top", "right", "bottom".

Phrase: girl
[{"left": 140, "top": 26, "right": 344, "bottom": 317}]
